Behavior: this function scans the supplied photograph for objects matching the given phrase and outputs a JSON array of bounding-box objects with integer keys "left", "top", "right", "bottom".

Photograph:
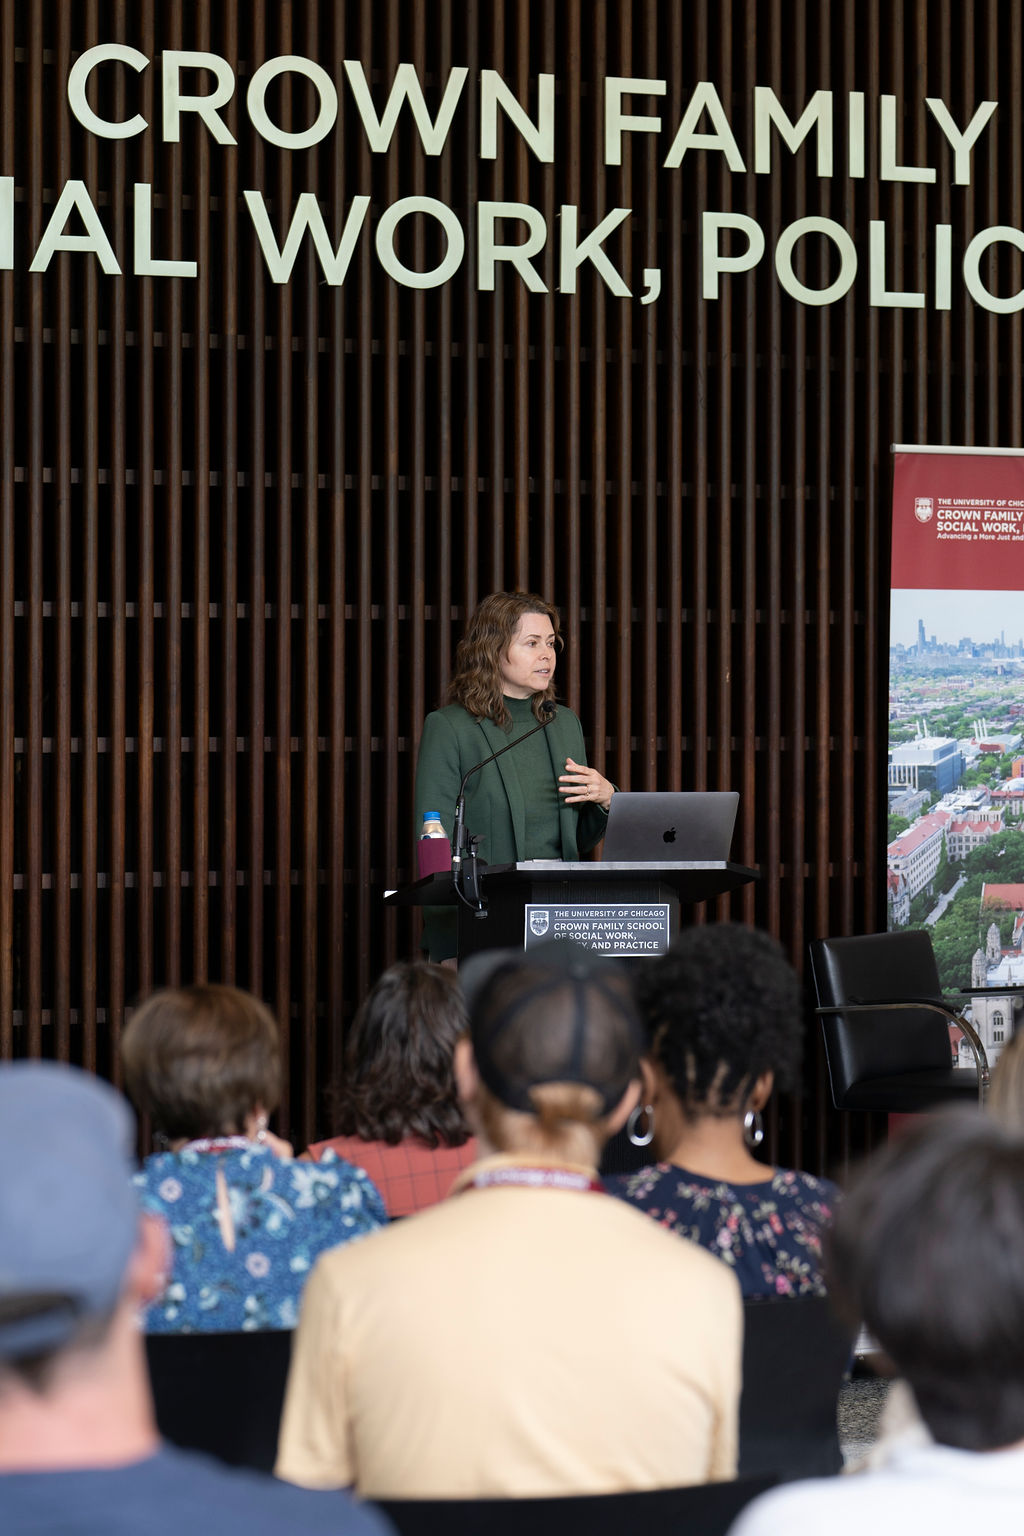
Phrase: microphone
[
  {"left": 451, "top": 701, "right": 557, "bottom": 868},
  {"left": 450, "top": 701, "right": 558, "bottom": 913}
]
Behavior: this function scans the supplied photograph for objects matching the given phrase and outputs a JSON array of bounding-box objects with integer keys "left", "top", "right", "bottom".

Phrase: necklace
[{"left": 176, "top": 1136, "right": 261, "bottom": 1154}]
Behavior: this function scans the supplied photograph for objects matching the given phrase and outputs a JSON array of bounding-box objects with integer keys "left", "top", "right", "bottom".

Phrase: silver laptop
[{"left": 600, "top": 791, "right": 739, "bottom": 863}]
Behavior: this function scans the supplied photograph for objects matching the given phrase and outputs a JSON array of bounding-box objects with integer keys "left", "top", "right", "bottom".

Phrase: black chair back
[
  {"left": 145, "top": 1328, "right": 293, "bottom": 1472},
  {"left": 809, "top": 930, "right": 957, "bottom": 1107},
  {"left": 739, "top": 1295, "right": 853, "bottom": 1481},
  {"left": 377, "top": 1476, "right": 777, "bottom": 1536}
]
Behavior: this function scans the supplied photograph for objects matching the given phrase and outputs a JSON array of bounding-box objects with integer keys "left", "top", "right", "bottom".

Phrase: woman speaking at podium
[{"left": 414, "top": 591, "right": 615, "bottom": 963}]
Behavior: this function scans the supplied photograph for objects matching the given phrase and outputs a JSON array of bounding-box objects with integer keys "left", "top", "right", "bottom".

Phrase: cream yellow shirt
[{"left": 276, "top": 1154, "right": 742, "bottom": 1499}]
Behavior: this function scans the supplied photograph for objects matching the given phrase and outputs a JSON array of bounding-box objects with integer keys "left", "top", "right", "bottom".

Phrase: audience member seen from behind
[
  {"left": 306, "top": 962, "right": 477, "bottom": 1216},
  {"left": 276, "top": 941, "right": 742, "bottom": 1499},
  {"left": 122, "top": 985, "right": 386, "bottom": 1333},
  {"left": 731, "top": 1113, "right": 1024, "bottom": 1535},
  {"left": 0, "top": 1062, "right": 391, "bottom": 1536},
  {"left": 854, "top": 1022, "right": 1024, "bottom": 1471},
  {"left": 987, "top": 1026, "right": 1024, "bottom": 1127},
  {"left": 606, "top": 923, "right": 839, "bottom": 1298}
]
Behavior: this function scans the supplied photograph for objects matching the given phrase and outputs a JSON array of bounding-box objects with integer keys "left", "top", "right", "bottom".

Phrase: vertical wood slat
[
  {"left": 193, "top": 0, "right": 213, "bottom": 985},
  {"left": 273, "top": 4, "right": 295, "bottom": 1131},
  {"left": 54, "top": 1, "right": 73, "bottom": 1063},
  {"left": 562, "top": 0, "right": 582, "bottom": 703},
  {"left": 381, "top": 0, "right": 399, "bottom": 966},
  {"left": 300, "top": 0, "right": 321, "bottom": 1146},
  {"left": 713, "top": 0, "right": 733, "bottom": 867},
  {"left": 220, "top": 0, "right": 240, "bottom": 984},
  {"left": 0, "top": 0, "right": 13, "bottom": 1056},
  {"left": 137, "top": 0, "right": 157, "bottom": 1006},
  {"left": 164, "top": 1, "right": 184, "bottom": 988},
  {"left": 326, "top": 0, "right": 348, "bottom": 1074},
  {"left": 354, "top": 0, "right": 374, "bottom": 1003},
  {"left": 108, "top": 0, "right": 128, "bottom": 1074},
  {"left": 589, "top": 3, "right": 609, "bottom": 769},
  {"left": 4, "top": 0, "right": 1015, "bottom": 1179},
  {"left": 26, "top": 0, "right": 44, "bottom": 1055},
  {"left": 613, "top": 0, "right": 632, "bottom": 799},
  {"left": 538, "top": 4, "right": 557, "bottom": 600},
  {"left": 81, "top": 0, "right": 99, "bottom": 1068},
  {"left": 765, "top": 0, "right": 785, "bottom": 956},
  {"left": 641, "top": 5, "right": 659, "bottom": 791},
  {"left": 512, "top": 0, "right": 531, "bottom": 585},
  {"left": 409, "top": 0, "right": 427, "bottom": 911},
  {"left": 739, "top": 0, "right": 758, "bottom": 931},
  {"left": 487, "top": 0, "right": 506, "bottom": 589},
  {"left": 691, "top": 0, "right": 710, "bottom": 797},
  {"left": 248, "top": 0, "right": 268, "bottom": 1004},
  {"left": 665, "top": 0, "right": 685, "bottom": 796},
  {"left": 461, "top": 2, "right": 480, "bottom": 618},
  {"left": 436, "top": 0, "right": 455, "bottom": 695}
]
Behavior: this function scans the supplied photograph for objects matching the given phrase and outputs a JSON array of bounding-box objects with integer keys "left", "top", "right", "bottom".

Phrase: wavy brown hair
[
  {"left": 447, "top": 590, "right": 562, "bottom": 729},
  {"left": 331, "top": 962, "right": 472, "bottom": 1147}
]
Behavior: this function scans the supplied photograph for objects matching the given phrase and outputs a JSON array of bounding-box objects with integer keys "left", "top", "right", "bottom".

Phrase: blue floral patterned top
[
  {"left": 605, "top": 1163, "right": 840, "bottom": 1299},
  {"left": 134, "top": 1144, "right": 387, "bottom": 1333}
]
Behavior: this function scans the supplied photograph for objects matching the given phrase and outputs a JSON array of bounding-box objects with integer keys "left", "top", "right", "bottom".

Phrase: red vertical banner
[{"left": 889, "top": 448, "right": 1024, "bottom": 1069}]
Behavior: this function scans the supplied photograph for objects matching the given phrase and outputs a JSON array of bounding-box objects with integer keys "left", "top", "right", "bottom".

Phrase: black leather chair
[
  {"left": 376, "top": 1476, "right": 778, "bottom": 1536},
  {"left": 808, "top": 930, "right": 989, "bottom": 1111},
  {"left": 739, "top": 1295, "right": 855, "bottom": 1481},
  {"left": 145, "top": 1329, "right": 293, "bottom": 1472}
]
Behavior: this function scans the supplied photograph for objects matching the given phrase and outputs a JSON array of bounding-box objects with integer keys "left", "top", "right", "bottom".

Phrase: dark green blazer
[{"left": 414, "top": 702, "right": 609, "bottom": 960}]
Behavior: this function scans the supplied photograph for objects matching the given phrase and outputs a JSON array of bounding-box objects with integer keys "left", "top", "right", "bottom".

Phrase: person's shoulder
[
  {"left": 730, "top": 1474, "right": 864, "bottom": 1536},
  {"left": 148, "top": 1447, "right": 391, "bottom": 1536},
  {"left": 282, "top": 1152, "right": 388, "bottom": 1225},
  {"left": 599, "top": 1187, "right": 735, "bottom": 1275},
  {"left": 773, "top": 1166, "right": 842, "bottom": 1204},
  {"left": 604, "top": 1164, "right": 671, "bottom": 1200},
  {"left": 425, "top": 703, "right": 475, "bottom": 728}
]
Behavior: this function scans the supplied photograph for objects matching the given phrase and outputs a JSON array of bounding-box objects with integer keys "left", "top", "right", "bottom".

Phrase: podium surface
[{"left": 385, "top": 860, "right": 759, "bottom": 961}]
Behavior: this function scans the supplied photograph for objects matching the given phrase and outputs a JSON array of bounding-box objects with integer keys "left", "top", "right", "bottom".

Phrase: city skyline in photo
[{"left": 890, "top": 588, "right": 1024, "bottom": 650}]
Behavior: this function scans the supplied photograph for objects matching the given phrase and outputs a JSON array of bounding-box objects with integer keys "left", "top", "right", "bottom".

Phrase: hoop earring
[
  {"left": 254, "top": 1112, "right": 269, "bottom": 1145},
  {"left": 627, "top": 1104, "right": 654, "bottom": 1147},
  {"left": 743, "top": 1108, "right": 765, "bottom": 1149}
]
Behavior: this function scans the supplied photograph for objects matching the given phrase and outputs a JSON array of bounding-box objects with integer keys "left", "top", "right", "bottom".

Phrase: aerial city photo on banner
[{"left": 888, "top": 448, "right": 1024, "bottom": 1074}]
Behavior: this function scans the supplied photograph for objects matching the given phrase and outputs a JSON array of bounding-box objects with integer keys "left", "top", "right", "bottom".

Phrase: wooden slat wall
[{"left": 2, "top": 1, "right": 1021, "bottom": 1172}]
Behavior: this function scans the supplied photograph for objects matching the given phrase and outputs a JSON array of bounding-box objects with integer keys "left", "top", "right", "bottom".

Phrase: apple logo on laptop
[{"left": 663, "top": 826, "right": 677, "bottom": 844}]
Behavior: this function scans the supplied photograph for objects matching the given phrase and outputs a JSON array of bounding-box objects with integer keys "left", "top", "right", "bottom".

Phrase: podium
[{"left": 384, "top": 860, "right": 759, "bottom": 963}]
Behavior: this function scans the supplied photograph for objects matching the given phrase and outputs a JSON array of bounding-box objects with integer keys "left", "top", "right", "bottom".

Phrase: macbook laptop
[{"left": 600, "top": 791, "right": 739, "bottom": 863}]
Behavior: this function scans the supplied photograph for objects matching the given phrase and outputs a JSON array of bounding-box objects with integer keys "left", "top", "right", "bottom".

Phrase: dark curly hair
[
  {"left": 636, "top": 923, "right": 803, "bottom": 1118},
  {"left": 331, "top": 962, "right": 471, "bottom": 1147},
  {"left": 447, "top": 591, "right": 562, "bottom": 729}
]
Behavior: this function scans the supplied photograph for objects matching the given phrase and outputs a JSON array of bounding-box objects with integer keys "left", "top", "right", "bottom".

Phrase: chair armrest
[{"left": 814, "top": 998, "right": 990, "bottom": 1102}]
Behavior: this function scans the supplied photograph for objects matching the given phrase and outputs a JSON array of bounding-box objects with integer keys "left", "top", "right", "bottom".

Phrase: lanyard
[{"left": 464, "top": 1165, "right": 604, "bottom": 1194}]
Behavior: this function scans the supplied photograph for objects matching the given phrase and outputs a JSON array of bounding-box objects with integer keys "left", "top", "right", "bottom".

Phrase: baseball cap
[
  {"left": 459, "top": 940, "right": 644, "bottom": 1115},
  {"left": 0, "top": 1061, "right": 140, "bottom": 1361}
]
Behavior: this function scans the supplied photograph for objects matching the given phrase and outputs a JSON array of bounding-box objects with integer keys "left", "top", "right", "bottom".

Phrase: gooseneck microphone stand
[{"left": 451, "top": 702, "right": 557, "bottom": 918}]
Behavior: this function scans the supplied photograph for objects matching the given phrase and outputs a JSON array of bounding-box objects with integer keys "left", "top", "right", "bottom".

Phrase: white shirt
[{"left": 730, "top": 1441, "right": 1024, "bottom": 1536}]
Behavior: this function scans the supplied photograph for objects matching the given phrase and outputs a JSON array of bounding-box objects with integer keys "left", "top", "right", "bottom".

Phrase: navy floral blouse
[
  {"left": 605, "top": 1163, "right": 840, "bottom": 1298},
  {"left": 135, "top": 1144, "right": 387, "bottom": 1333}
]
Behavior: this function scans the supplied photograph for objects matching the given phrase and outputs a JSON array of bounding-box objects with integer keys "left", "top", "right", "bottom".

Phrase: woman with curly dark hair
[
  {"left": 413, "top": 591, "right": 615, "bottom": 961},
  {"left": 306, "top": 962, "right": 478, "bottom": 1215},
  {"left": 605, "top": 923, "right": 840, "bottom": 1298}
]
